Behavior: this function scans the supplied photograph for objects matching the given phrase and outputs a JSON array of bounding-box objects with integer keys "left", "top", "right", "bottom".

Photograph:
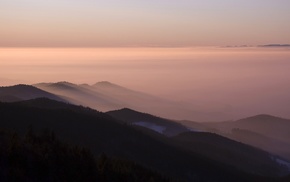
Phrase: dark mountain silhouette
[
  {"left": 107, "top": 108, "right": 189, "bottom": 136},
  {"left": 0, "top": 95, "right": 21, "bottom": 102},
  {"left": 228, "top": 128, "right": 290, "bottom": 161},
  {"left": 0, "top": 129, "right": 174, "bottom": 182},
  {"left": 0, "top": 98, "right": 284, "bottom": 181},
  {"left": 173, "top": 132, "right": 290, "bottom": 177},
  {"left": 204, "top": 114, "right": 290, "bottom": 160},
  {"left": 0, "top": 84, "right": 65, "bottom": 102}
]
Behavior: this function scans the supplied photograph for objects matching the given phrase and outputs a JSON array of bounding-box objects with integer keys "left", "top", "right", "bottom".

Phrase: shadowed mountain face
[
  {"left": 106, "top": 108, "right": 189, "bottom": 136},
  {"left": 0, "top": 98, "right": 287, "bottom": 181},
  {"left": 172, "top": 132, "right": 290, "bottom": 177},
  {"left": 2, "top": 81, "right": 290, "bottom": 178},
  {"left": 204, "top": 114, "right": 290, "bottom": 160},
  {"left": 34, "top": 81, "right": 229, "bottom": 121},
  {"left": 0, "top": 84, "right": 65, "bottom": 102},
  {"left": 0, "top": 129, "right": 173, "bottom": 182},
  {"left": 228, "top": 128, "right": 290, "bottom": 161}
]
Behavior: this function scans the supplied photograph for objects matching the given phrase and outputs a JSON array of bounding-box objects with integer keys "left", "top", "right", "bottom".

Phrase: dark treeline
[{"left": 0, "top": 129, "right": 177, "bottom": 182}]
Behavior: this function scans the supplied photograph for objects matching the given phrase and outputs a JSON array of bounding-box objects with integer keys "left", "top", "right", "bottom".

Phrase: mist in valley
[
  {"left": 1, "top": 47, "right": 290, "bottom": 121},
  {"left": 1, "top": 47, "right": 290, "bottom": 180},
  {"left": 2, "top": 0, "right": 290, "bottom": 180}
]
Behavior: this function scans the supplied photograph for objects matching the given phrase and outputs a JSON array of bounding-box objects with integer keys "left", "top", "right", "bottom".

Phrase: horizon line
[{"left": 0, "top": 44, "right": 289, "bottom": 49}]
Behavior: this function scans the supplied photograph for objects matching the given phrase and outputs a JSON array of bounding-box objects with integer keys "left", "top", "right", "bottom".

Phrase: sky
[
  {"left": 1, "top": 0, "right": 290, "bottom": 47},
  {"left": 1, "top": 47, "right": 290, "bottom": 120},
  {"left": 1, "top": 1, "right": 290, "bottom": 120}
]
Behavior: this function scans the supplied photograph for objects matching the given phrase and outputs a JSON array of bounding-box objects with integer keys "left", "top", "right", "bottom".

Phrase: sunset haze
[
  {"left": 1, "top": 1, "right": 290, "bottom": 181},
  {"left": 1, "top": 0, "right": 290, "bottom": 47}
]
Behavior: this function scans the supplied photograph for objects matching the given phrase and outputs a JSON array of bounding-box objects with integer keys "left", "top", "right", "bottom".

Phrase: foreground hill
[
  {"left": 0, "top": 85, "right": 64, "bottom": 102},
  {"left": 107, "top": 108, "right": 290, "bottom": 176},
  {"left": 0, "top": 129, "right": 174, "bottom": 182},
  {"left": 228, "top": 128, "right": 290, "bottom": 161},
  {"left": 0, "top": 98, "right": 284, "bottom": 181},
  {"left": 107, "top": 108, "right": 189, "bottom": 136},
  {"left": 172, "top": 132, "right": 290, "bottom": 177}
]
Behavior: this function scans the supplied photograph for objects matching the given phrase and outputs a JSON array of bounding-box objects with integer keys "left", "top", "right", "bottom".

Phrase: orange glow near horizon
[
  {"left": 1, "top": 47, "right": 289, "bottom": 65},
  {"left": 1, "top": 47, "right": 289, "bottom": 86},
  {"left": 1, "top": 47, "right": 290, "bottom": 119}
]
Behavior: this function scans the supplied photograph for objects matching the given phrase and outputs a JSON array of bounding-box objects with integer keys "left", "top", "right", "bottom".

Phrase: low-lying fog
[{"left": 1, "top": 47, "right": 290, "bottom": 121}]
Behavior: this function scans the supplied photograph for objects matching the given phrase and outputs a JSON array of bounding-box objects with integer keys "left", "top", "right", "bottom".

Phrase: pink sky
[
  {"left": 1, "top": 0, "right": 290, "bottom": 47},
  {"left": 1, "top": 0, "right": 290, "bottom": 119},
  {"left": 1, "top": 47, "right": 290, "bottom": 119}
]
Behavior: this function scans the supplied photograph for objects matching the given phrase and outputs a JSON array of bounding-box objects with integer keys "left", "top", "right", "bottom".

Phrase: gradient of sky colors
[
  {"left": 1, "top": 0, "right": 290, "bottom": 47},
  {"left": 1, "top": 1, "right": 290, "bottom": 120},
  {"left": 1, "top": 47, "right": 290, "bottom": 120}
]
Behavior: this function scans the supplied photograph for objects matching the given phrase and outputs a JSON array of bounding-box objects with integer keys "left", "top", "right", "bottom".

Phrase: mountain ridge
[
  {"left": 0, "top": 84, "right": 65, "bottom": 102},
  {"left": 107, "top": 108, "right": 190, "bottom": 136},
  {"left": 0, "top": 98, "right": 286, "bottom": 181},
  {"left": 203, "top": 114, "right": 290, "bottom": 161}
]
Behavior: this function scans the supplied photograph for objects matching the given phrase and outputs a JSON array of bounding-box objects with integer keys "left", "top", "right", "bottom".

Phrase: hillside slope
[
  {"left": 0, "top": 85, "right": 65, "bottom": 102},
  {"left": 205, "top": 115, "right": 290, "bottom": 160},
  {"left": 107, "top": 108, "right": 189, "bottom": 136},
  {"left": 0, "top": 98, "right": 281, "bottom": 181}
]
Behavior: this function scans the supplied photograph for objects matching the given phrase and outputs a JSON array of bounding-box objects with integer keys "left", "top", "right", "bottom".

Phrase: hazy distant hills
[
  {"left": 0, "top": 81, "right": 230, "bottom": 121},
  {"left": 205, "top": 114, "right": 290, "bottom": 142},
  {"left": 0, "top": 84, "right": 64, "bottom": 102},
  {"left": 235, "top": 115, "right": 290, "bottom": 142},
  {"left": 259, "top": 44, "right": 290, "bottom": 47},
  {"left": 33, "top": 81, "right": 229, "bottom": 121},
  {"left": 1, "top": 81, "right": 290, "bottom": 179},
  {"left": 0, "top": 98, "right": 288, "bottom": 181},
  {"left": 34, "top": 81, "right": 122, "bottom": 111},
  {"left": 204, "top": 114, "right": 290, "bottom": 160},
  {"left": 107, "top": 108, "right": 189, "bottom": 136}
]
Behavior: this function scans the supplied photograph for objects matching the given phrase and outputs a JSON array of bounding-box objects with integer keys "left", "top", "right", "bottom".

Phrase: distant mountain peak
[
  {"left": 259, "top": 44, "right": 290, "bottom": 47},
  {"left": 35, "top": 82, "right": 78, "bottom": 90},
  {"left": 35, "top": 81, "right": 75, "bottom": 86},
  {"left": 0, "top": 84, "right": 47, "bottom": 92},
  {"left": 96, "top": 81, "right": 113, "bottom": 84},
  {"left": 0, "top": 84, "right": 65, "bottom": 102},
  {"left": 250, "top": 114, "right": 283, "bottom": 119},
  {"left": 0, "top": 84, "right": 33, "bottom": 88},
  {"left": 93, "top": 81, "right": 127, "bottom": 90},
  {"left": 238, "top": 114, "right": 288, "bottom": 122},
  {"left": 57, "top": 81, "right": 73, "bottom": 84},
  {"left": 54, "top": 81, "right": 76, "bottom": 86},
  {"left": 109, "top": 108, "right": 150, "bottom": 116},
  {"left": 79, "top": 83, "right": 90, "bottom": 87},
  {"left": 94, "top": 81, "right": 116, "bottom": 86},
  {"left": 118, "top": 108, "right": 137, "bottom": 112}
]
